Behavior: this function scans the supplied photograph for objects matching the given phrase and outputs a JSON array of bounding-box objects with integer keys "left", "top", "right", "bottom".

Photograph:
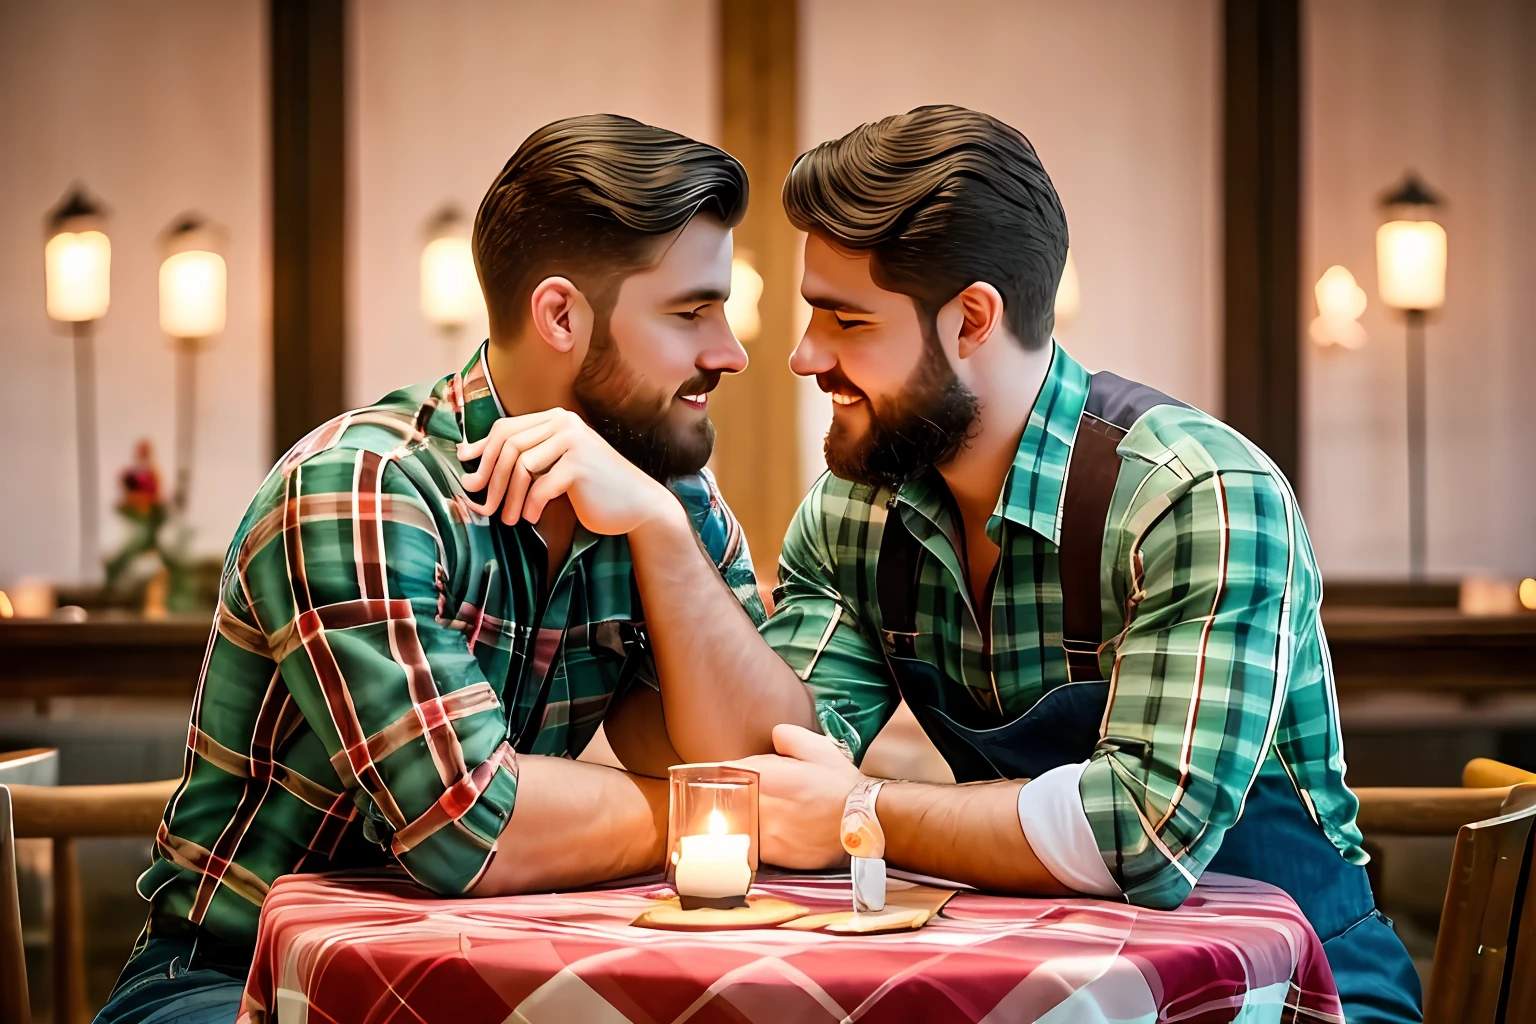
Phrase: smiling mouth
[
  {"left": 678, "top": 393, "right": 708, "bottom": 410},
  {"left": 830, "top": 391, "right": 865, "bottom": 407}
]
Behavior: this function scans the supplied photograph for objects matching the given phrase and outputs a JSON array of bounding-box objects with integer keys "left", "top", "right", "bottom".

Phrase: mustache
[
  {"left": 675, "top": 369, "right": 724, "bottom": 397},
  {"left": 815, "top": 367, "right": 866, "bottom": 397}
]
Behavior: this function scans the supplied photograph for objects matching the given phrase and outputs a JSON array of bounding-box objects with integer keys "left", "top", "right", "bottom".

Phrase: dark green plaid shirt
[
  {"left": 760, "top": 343, "right": 1364, "bottom": 910},
  {"left": 139, "top": 343, "right": 763, "bottom": 947}
]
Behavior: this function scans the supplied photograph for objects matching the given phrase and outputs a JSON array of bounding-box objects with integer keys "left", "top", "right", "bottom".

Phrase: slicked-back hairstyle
[
  {"left": 475, "top": 114, "right": 749, "bottom": 332},
  {"left": 783, "top": 104, "right": 1067, "bottom": 349}
]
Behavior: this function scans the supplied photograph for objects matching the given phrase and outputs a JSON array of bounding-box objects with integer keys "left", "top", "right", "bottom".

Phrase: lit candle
[{"left": 673, "top": 810, "right": 752, "bottom": 904}]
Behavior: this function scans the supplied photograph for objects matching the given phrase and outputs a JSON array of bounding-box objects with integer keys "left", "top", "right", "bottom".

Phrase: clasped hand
[
  {"left": 457, "top": 408, "right": 676, "bottom": 534},
  {"left": 731, "top": 724, "right": 869, "bottom": 871}
]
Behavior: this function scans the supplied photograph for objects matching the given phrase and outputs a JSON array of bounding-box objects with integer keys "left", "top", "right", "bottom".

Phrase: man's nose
[
  {"left": 702, "top": 321, "right": 750, "bottom": 374},
  {"left": 788, "top": 333, "right": 834, "bottom": 378}
]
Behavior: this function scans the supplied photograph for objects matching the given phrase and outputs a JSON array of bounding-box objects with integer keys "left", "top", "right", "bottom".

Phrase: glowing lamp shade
[
  {"left": 1054, "top": 249, "right": 1080, "bottom": 331},
  {"left": 45, "top": 229, "right": 111, "bottom": 322},
  {"left": 1376, "top": 219, "right": 1447, "bottom": 312},
  {"left": 725, "top": 256, "right": 764, "bottom": 342},
  {"left": 159, "top": 250, "right": 227, "bottom": 339},
  {"left": 1309, "top": 265, "right": 1368, "bottom": 349},
  {"left": 420, "top": 235, "right": 481, "bottom": 329}
]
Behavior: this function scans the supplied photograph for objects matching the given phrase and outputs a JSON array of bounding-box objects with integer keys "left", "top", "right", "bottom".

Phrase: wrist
[{"left": 629, "top": 485, "right": 691, "bottom": 544}]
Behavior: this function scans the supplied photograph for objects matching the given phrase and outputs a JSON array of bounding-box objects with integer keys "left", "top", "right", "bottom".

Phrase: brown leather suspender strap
[{"left": 1057, "top": 411, "right": 1128, "bottom": 682}]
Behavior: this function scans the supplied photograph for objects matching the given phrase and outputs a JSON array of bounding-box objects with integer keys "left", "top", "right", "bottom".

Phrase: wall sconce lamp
[
  {"left": 1309, "top": 265, "right": 1368, "bottom": 350},
  {"left": 160, "top": 214, "right": 228, "bottom": 519},
  {"left": 420, "top": 205, "right": 483, "bottom": 336},
  {"left": 1376, "top": 171, "right": 1447, "bottom": 582},
  {"left": 44, "top": 184, "right": 111, "bottom": 582},
  {"left": 1053, "top": 249, "right": 1080, "bottom": 333},
  {"left": 725, "top": 254, "right": 764, "bottom": 343}
]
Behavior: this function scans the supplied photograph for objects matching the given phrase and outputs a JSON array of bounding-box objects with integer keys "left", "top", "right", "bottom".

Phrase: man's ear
[
  {"left": 952, "top": 282, "right": 1006, "bottom": 360},
  {"left": 528, "top": 277, "right": 593, "bottom": 355}
]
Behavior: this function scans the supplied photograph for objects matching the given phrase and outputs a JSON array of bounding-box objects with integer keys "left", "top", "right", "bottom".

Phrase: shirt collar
[
  {"left": 456, "top": 340, "right": 503, "bottom": 446},
  {"left": 991, "top": 341, "right": 1091, "bottom": 545}
]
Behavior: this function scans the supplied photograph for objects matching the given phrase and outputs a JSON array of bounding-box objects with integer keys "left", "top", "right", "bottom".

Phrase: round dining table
[{"left": 238, "top": 868, "right": 1341, "bottom": 1024}]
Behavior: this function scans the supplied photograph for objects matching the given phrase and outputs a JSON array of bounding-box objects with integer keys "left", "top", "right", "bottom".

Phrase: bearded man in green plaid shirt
[
  {"left": 97, "top": 116, "right": 777, "bottom": 1024},
  {"left": 468, "top": 106, "right": 1418, "bottom": 1023}
]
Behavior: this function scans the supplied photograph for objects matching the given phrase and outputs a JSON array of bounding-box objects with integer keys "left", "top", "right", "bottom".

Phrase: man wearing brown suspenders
[{"left": 467, "top": 106, "right": 1421, "bottom": 1022}]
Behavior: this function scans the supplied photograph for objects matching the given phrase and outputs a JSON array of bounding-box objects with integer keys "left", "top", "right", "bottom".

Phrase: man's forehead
[{"left": 801, "top": 234, "right": 883, "bottom": 310}]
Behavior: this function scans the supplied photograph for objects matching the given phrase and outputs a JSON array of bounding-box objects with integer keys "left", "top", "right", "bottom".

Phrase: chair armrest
[
  {"left": 6, "top": 780, "right": 178, "bottom": 839},
  {"left": 1354, "top": 786, "right": 1514, "bottom": 835}
]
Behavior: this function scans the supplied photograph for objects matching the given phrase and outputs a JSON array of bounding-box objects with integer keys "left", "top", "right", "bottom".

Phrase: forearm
[
  {"left": 628, "top": 503, "right": 816, "bottom": 761},
  {"left": 472, "top": 754, "right": 668, "bottom": 896},
  {"left": 878, "top": 781, "right": 1072, "bottom": 896}
]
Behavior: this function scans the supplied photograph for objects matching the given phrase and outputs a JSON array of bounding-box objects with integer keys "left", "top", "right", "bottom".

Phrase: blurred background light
[
  {"left": 45, "top": 229, "right": 112, "bottom": 323},
  {"left": 1053, "top": 248, "right": 1080, "bottom": 332},
  {"left": 725, "top": 255, "right": 764, "bottom": 342},
  {"left": 159, "top": 249, "right": 227, "bottom": 339},
  {"left": 1309, "top": 265, "right": 1368, "bottom": 349},
  {"left": 420, "top": 205, "right": 482, "bottom": 332}
]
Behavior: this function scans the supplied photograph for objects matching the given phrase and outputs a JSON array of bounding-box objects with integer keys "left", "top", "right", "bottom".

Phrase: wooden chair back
[
  {"left": 0, "top": 748, "right": 58, "bottom": 1024},
  {"left": 1423, "top": 784, "right": 1536, "bottom": 1024},
  {"left": 0, "top": 744, "right": 174, "bottom": 1024}
]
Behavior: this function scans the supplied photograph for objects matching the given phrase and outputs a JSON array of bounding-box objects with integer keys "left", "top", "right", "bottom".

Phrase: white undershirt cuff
[{"left": 1016, "top": 760, "right": 1122, "bottom": 897}]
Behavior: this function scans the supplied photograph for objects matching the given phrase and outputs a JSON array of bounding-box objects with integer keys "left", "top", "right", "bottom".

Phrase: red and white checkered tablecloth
[{"left": 238, "top": 869, "right": 1342, "bottom": 1024}]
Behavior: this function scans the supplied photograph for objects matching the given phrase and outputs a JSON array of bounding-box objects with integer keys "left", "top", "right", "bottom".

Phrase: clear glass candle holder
[{"left": 666, "top": 764, "right": 759, "bottom": 910}]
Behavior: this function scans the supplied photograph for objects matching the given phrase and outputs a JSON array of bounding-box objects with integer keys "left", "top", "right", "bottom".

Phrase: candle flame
[{"left": 706, "top": 809, "right": 728, "bottom": 835}]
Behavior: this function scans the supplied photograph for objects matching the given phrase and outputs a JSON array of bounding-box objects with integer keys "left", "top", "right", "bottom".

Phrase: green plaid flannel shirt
[
  {"left": 760, "top": 343, "right": 1364, "bottom": 910},
  {"left": 139, "top": 343, "right": 763, "bottom": 947}
]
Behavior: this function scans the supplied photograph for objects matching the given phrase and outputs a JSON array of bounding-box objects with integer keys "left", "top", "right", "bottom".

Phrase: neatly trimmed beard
[
  {"left": 572, "top": 316, "right": 718, "bottom": 482},
  {"left": 822, "top": 322, "right": 979, "bottom": 489}
]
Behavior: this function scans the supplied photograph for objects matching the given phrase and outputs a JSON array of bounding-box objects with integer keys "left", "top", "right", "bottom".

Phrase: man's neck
[
  {"left": 483, "top": 334, "right": 580, "bottom": 577},
  {"left": 937, "top": 339, "right": 1056, "bottom": 535},
  {"left": 484, "top": 332, "right": 576, "bottom": 417}
]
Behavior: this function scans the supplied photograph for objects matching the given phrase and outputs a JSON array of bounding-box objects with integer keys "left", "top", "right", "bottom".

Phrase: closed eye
[
  {"left": 834, "top": 314, "right": 871, "bottom": 330},
  {"left": 676, "top": 305, "right": 710, "bottom": 322}
]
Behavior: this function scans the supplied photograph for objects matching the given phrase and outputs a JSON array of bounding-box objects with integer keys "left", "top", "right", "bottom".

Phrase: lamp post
[
  {"left": 159, "top": 214, "right": 227, "bottom": 521},
  {"left": 1375, "top": 172, "right": 1447, "bottom": 582},
  {"left": 44, "top": 185, "right": 111, "bottom": 583},
  {"left": 420, "top": 205, "right": 483, "bottom": 340}
]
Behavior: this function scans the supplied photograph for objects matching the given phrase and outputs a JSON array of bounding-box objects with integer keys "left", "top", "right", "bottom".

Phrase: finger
[
  {"left": 772, "top": 723, "right": 850, "bottom": 768},
  {"left": 461, "top": 416, "right": 555, "bottom": 491},
  {"left": 499, "top": 457, "right": 536, "bottom": 526},
  {"left": 473, "top": 432, "right": 521, "bottom": 515},
  {"left": 521, "top": 462, "right": 579, "bottom": 524},
  {"left": 460, "top": 428, "right": 510, "bottom": 495},
  {"left": 456, "top": 409, "right": 564, "bottom": 464},
  {"left": 514, "top": 433, "right": 573, "bottom": 479}
]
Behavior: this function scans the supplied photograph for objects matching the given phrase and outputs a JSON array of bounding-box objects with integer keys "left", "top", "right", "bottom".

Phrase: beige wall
[
  {"left": 797, "top": 0, "right": 1222, "bottom": 491},
  {"left": 349, "top": 0, "right": 719, "bottom": 406},
  {"left": 0, "top": 0, "right": 267, "bottom": 583},
  {"left": 1302, "top": 0, "right": 1536, "bottom": 578}
]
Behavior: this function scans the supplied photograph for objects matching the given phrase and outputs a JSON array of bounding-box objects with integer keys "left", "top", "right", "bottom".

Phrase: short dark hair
[
  {"left": 782, "top": 104, "right": 1067, "bottom": 348},
  {"left": 475, "top": 114, "right": 749, "bottom": 332}
]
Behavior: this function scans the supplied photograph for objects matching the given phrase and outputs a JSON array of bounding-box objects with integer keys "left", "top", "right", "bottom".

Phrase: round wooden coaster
[{"left": 631, "top": 895, "right": 809, "bottom": 931}]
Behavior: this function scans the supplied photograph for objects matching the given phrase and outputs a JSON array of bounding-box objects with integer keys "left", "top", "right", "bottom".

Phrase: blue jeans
[{"left": 93, "top": 935, "right": 244, "bottom": 1024}]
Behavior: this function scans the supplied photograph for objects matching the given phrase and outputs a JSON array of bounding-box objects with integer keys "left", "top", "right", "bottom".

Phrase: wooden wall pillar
[
  {"left": 270, "top": 0, "right": 347, "bottom": 459},
  {"left": 715, "top": 0, "right": 802, "bottom": 574},
  {"left": 1222, "top": 0, "right": 1302, "bottom": 489}
]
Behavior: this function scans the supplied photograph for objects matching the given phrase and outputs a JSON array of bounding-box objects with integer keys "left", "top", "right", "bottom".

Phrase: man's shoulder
[
  {"left": 1120, "top": 400, "right": 1281, "bottom": 483},
  {"left": 275, "top": 378, "right": 461, "bottom": 477},
  {"left": 231, "top": 374, "right": 472, "bottom": 549},
  {"left": 668, "top": 466, "right": 749, "bottom": 570}
]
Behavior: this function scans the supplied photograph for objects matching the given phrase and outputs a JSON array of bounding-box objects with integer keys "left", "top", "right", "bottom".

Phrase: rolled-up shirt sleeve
[
  {"left": 758, "top": 479, "right": 897, "bottom": 764},
  {"left": 1078, "top": 468, "right": 1293, "bottom": 909},
  {"left": 252, "top": 448, "right": 518, "bottom": 895}
]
